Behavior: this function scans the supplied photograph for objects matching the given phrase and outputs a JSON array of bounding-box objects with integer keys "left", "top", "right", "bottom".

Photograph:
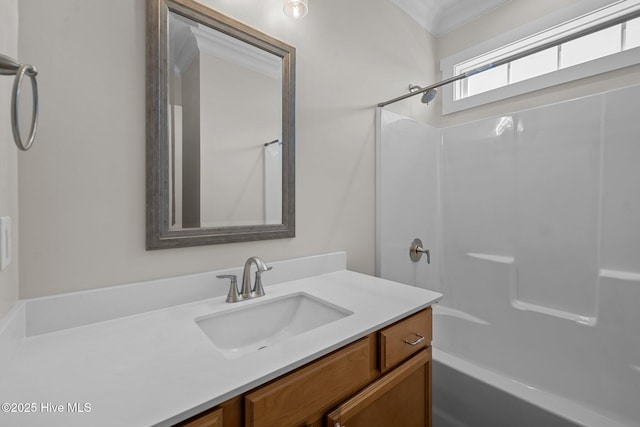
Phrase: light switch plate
[{"left": 0, "top": 216, "right": 11, "bottom": 271}]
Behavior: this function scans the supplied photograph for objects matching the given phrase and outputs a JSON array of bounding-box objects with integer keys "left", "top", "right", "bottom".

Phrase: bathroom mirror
[{"left": 146, "top": 0, "right": 295, "bottom": 249}]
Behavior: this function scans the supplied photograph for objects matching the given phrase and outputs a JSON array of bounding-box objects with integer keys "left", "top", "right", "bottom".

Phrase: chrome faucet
[
  {"left": 217, "top": 257, "right": 272, "bottom": 303},
  {"left": 241, "top": 256, "right": 272, "bottom": 299}
]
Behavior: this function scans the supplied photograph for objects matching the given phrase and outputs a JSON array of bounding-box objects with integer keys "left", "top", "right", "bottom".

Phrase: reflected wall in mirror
[{"left": 147, "top": 0, "right": 295, "bottom": 249}]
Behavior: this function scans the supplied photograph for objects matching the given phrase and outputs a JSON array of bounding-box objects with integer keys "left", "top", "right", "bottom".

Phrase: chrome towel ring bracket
[{"left": 0, "top": 53, "right": 39, "bottom": 151}]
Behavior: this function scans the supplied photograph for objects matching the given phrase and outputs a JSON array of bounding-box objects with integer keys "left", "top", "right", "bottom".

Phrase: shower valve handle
[{"left": 409, "top": 238, "right": 430, "bottom": 263}]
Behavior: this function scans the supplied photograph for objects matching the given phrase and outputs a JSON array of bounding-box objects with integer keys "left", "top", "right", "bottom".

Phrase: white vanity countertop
[{"left": 0, "top": 270, "right": 442, "bottom": 427}]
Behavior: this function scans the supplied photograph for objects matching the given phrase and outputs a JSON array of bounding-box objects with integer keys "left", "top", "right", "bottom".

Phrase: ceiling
[{"left": 388, "top": 0, "right": 510, "bottom": 37}]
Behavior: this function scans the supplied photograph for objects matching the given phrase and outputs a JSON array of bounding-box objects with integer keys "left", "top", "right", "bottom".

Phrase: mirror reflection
[{"left": 168, "top": 11, "right": 283, "bottom": 229}]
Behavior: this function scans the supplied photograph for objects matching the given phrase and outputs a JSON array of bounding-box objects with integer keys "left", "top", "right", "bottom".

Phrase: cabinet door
[
  {"left": 327, "top": 348, "right": 431, "bottom": 427},
  {"left": 175, "top": 407, "right": 223, "bottom": 427},
  {"left": 245, "top": 337, "right": 373, "bottom": 427}
]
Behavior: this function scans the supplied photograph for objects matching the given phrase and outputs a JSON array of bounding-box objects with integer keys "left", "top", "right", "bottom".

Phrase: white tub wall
[
  {"left": 595, "top": 86, "right": 640, "bottom": 422},
  {"left": 376, "top": 109, "right": 441, "bottom": 293},
  {"left": 0, "top": 0, "right": 19, "bottom": 320},
  {"left": 601, "top": 88, "right": 640, "bottom": 272},
  {"left": 441, "top": 94, "right": 603, "bottom": 322},
  {"left": 439, "top": 115, "right": 517, "bottom": 313},
  {"left": 377, "top": 84, "right": 640, "bottom": 425},
  {"left": 440, "top": 88, "right": 640, "bottom": 425},
  {"left": 512, "top": 98, "right": 601, "bottom": 317}
]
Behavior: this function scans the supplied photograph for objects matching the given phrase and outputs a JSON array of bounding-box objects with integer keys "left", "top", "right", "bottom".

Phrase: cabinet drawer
[
  {"left": 245, "top": 337, "right": 373, "bottom": 427},
  {"left": 379, "top": 307, "right": 432, "bottom": 372}
]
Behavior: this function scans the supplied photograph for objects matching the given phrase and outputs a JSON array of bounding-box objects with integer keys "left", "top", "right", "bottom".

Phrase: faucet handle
[
  {"left": 217, "top": 274, "right": 242, "bottom": 303},
  {"left": 252, "top": 266, "right": 272, "bottom": 298}
]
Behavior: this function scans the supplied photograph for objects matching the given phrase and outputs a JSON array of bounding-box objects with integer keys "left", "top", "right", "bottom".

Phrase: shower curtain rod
[{"left": 377, "top": 8, "right": 640, "bottom": 108}]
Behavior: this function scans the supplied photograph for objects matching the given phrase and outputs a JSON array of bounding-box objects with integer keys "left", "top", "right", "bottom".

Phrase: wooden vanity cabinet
[
  {"left": 176, "top": 307, "right": 432, "bottom": 427},
  {"left": 327, "top": 308, "right": 432, "bottom": 427},
  {"left": 326, "top": 348, "right": 432, "bottom": 427}
]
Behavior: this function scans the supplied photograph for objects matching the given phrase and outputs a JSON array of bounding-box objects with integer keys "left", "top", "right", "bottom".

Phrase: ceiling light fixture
[{"left": 283, "top": 0, "right": 308, "bottom": 19}]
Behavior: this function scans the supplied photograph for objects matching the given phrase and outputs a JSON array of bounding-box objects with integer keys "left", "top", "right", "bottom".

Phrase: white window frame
[{"left": 440, "top": 0, "right": 640, "bottom": 115}]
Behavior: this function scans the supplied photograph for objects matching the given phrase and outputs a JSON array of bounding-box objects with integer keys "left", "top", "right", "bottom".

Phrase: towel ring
[{"left": 0, "top": 54, "right": 39, "bottom": 151}]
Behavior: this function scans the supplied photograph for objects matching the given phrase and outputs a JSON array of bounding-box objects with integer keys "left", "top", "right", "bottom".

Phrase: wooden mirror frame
[{"left": 146, "top": 0, "right": 295, "bottom": 249}]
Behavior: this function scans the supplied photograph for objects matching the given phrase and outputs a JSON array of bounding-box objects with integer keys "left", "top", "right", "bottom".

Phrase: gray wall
[{"left": 0, "top": 0, "right": 19, "bottom": 318}]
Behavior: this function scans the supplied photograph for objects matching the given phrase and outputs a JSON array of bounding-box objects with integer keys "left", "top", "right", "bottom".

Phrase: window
[{"left": 442, "top": 0, "right": 640, "bottom": 114}]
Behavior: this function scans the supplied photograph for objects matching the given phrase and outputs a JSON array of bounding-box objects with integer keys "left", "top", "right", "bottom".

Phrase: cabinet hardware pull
[{"left": 403, "top": 333, "right": 424, "bottom": 346}]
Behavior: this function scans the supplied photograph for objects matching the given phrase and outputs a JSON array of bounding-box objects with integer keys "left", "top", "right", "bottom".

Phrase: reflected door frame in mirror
[{"left": 146, "top": 0, "right": 295, "bottom": 249}]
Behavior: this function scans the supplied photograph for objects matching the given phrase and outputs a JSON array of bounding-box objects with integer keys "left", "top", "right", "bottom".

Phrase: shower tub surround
[
  {"left": 0, "top": 252, "right": 442, "bottom": 426},
  {"left": 377, "top": 84, "right": 640, "bottom": 426}
]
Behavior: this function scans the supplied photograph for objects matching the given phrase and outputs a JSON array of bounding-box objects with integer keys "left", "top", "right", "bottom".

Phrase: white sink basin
[{"left": 196, "top": 292, "right": 352, "bottom": 359}]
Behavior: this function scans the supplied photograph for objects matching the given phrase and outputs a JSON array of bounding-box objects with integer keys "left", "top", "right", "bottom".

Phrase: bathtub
[
  {"left": 376, "top": 95, "right": 640, "bottom": 427},
  {"left": 431, "top": 306, "right": 637, "bottom": 427}
]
